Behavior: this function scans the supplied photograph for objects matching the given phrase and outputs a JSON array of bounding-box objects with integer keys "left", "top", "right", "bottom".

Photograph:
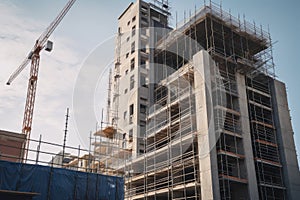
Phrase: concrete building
[
  {"left": 64, "top": 154, "right": 94, "bottom": 172},
  {"left": 48, "top": 151, "right": 76, "bottom": 168},
  {"left": 94, "top": 1, "right": 300, "bottom": 199},
  {"left": 0, "top": 130, "right": 26, "bottom": 162}
]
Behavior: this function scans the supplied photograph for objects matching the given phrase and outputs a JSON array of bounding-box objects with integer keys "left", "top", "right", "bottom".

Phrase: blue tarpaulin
[{"left": 0, "top": 160, "right": 124, "bottom": 200}]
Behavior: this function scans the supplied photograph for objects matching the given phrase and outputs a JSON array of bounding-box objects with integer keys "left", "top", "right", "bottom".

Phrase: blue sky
[{"left": 0, "top": 0, "right": 299, "bottom": 164}]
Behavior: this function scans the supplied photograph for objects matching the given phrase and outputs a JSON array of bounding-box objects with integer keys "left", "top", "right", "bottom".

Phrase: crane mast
[
  {"left": 6, "top": 0, "right": 76, "bottom": 161},
  {"left": 22, "top": 43, "right": 41, "bottom": 142}
]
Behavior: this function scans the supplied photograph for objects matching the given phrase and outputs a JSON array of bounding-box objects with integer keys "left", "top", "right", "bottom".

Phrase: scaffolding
[
  {"left": 125, "top": 64, "right": 200, "bottom": 200},
  {"left": 103, "top": 0, "right": 286, "bottom": 199},
  {"left": 201, "top": 2, "right": 281, "bottom": 199},
  {"left": 92, "top": 20, "right": 133, "bottom": 177},
  {"left": 126, "top": 0, "right": 283, "bottom": 199},
  {"left": 200, "top": 2, "right": 283, "bottom": 199},
  {"left": 246, "top": 75, "right": 285, "bottom": 199},
  {"left": 212, "top": 59, "right": 249, "bottom": 200},
  {"left": 0, "top": 132, "right": 124, "bottom": 199}
]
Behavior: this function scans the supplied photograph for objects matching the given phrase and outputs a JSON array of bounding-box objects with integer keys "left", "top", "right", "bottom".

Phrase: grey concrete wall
[
  {"left": 193, "top": 50, "right": 220, "bottom": 200},
  {"left": 271, "top": 79, "right": 300, "bottom": 200},
  {"left": 236, "top": 74, "right": 259, "bottom": 200}
]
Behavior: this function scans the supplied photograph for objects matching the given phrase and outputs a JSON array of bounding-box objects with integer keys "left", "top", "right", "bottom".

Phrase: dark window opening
[
  {"left": 140, "top": 120, "right": 146, "bottom": 127},
  {"left": 131, "top": 41, "right": 135, "bottom": 54},
  {"left": 140, "top": 104, "right": 147, "bottom": 114},
  {"left": 129, "top": 104, "right": 134, "bottom": 115},
  {"left": 132, "top": 25, "right": 136, "bottom": 37},
  {"left": 140, "top": 75, "right": 147, "bottom": 87},
  {"left": 130, "top": 58, "right": 135, "bottom": 71},
  {"left": 130, "top": 75, "right": 134, "bottom": 90}
]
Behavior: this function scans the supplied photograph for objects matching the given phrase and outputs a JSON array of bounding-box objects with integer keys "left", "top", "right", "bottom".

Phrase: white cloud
[{"left": 0, "top": 1, "right": 86, "bottom": 163}]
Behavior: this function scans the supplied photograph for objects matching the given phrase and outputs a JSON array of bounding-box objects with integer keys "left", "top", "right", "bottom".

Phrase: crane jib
[
  {"left": 5, "top": 0, "right": 77, "bottom": 162},
  {"left": 6, "top": 0, "right": 76, "bottom": 85}
]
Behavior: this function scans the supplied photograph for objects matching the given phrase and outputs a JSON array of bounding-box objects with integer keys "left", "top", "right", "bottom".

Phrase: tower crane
[{"left": 6, "top": 0, "right": 76, "bottom": 160}]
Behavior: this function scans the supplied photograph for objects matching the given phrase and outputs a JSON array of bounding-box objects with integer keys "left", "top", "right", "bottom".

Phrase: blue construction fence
[{"left": 0, "top": 160, "right": 124, "bottom": 200}]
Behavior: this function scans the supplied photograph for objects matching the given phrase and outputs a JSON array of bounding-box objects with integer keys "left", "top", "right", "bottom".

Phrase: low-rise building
[{"left": 0, "top": 130, "right": 26, "bottom": 162}]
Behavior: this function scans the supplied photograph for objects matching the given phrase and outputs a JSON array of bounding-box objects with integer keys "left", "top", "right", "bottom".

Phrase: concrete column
[
  {"left": 271, "top": 79, "right": 300, "bottom": 200},
  {"left": 193, "top": 50, "right": 220, "bottom": 200},
  {"left": 236, "top": 73, "right": 259, "bottom": 200}
]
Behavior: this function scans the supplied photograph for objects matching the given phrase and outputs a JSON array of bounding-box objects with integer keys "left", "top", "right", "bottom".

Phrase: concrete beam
[
  {"left": 236, "top": 74, "right": 259, "bottom": 200},
  {"left": 193, "top": 50, "right": 220, "bottom": 200},
  {"left": 271, "top": 79, "right": 300, "bottom": 200}
]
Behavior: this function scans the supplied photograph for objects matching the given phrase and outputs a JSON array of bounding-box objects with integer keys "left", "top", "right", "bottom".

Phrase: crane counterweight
[{"left": 45, "top": 40, "right": 53, "bottom": 52}]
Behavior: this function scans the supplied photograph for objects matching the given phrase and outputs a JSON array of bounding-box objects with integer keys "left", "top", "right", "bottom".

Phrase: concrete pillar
[
  {"left": 236, "top": 73, "right": 259, "bottom": 200},
  {"left": 193, "top": 50, "right": 220, "bottom": 200},
  {"left": 271, "top": 79, "right": 300, "bottom": 200}
]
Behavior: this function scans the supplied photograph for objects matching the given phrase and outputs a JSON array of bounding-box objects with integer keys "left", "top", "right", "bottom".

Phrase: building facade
[
  {"left": 48, "top": 151, "right": 76, "bottom": 168},
  {"left": 0, "top": 130, "right": 26, "bottom": 162},
  {"left": 95, "top": 1, "right": 300, "bottom": 199}
]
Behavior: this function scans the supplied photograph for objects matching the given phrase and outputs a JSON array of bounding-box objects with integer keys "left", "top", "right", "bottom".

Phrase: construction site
[{"left": 1, "top": 0, "right": 300, "bottom": 200}]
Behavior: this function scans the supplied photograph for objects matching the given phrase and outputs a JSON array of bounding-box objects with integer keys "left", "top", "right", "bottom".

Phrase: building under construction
[{"left": 93, "top": 0, "right": 300, "bottom": 199}]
